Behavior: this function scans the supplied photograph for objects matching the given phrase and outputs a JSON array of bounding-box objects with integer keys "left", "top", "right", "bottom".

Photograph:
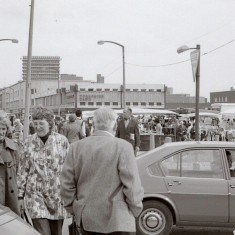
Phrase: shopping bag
[{"left": 68, "top": 219, "right": 80, "bottom": 235}]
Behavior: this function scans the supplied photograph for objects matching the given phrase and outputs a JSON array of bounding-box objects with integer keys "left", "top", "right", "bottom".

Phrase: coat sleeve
[
  {"left": 63, "top": 124, "right": 68, "bottom": 138},
  {"left": 134, "top": 121, "right": 140, "bottom": 148},
  {"left": 115, "top": 122, "right": 120, "bottom": 138},
  {"left": 118, "top": 142, "right": 144, "bottom": 217},
  {"left": 60, "top": 144, "right": 77, "bottom": 214}
]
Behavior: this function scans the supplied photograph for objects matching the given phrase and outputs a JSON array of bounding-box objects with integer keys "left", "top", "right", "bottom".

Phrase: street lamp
[
  {"left": 177, "top": 44, "right": 201, "bottom": 141},
  {"left": 97, "top": 40, "right": 126, "bottom": 109},
  {"left": 0, "top": 39, "right": 18, "bottom": 43}
]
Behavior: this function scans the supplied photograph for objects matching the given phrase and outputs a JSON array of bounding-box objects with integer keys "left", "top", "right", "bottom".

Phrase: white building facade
[{"left": 0, "top": 79, "right": 166, "bottom": 117}]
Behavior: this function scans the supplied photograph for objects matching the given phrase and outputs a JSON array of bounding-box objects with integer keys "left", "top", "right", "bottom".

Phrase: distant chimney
[
  {"left": 231, "top": 87, "right": 234, "bottom": 91},
  {"left": 97, "top": 74, "right": 104, "bottom": 83}
]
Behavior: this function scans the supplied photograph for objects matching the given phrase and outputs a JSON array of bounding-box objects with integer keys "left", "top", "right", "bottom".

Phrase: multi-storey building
[
  {"left": 22, "top": 56, "right": 60, "bottom": 81},
  {"left": 210, "top": 87, "right": 235, "bottom": 104},
  {"left": 166, "top": 93, "right": 209, "bottom": 110},
  {"left": 0, "top": 74, "right": 166, "bottom": 117}
]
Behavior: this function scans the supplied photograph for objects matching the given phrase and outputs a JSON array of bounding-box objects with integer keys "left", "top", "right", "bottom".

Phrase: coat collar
[
  {"left": 4, "top": 137, "right": 17, "bottom": 151},
  {"left": 92, "top": 130, "right": 114, "bottom": 137},
  {"left": 0, "top": 137, "right": 17, "bottom": 165}
]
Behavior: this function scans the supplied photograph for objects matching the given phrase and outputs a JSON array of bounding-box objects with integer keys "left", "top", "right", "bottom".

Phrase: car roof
[{"left": 136, "top": 141, "right": 235, "bottom": 165}]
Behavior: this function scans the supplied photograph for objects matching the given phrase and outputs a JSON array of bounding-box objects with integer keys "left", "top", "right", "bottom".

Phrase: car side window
[
  {"left": 225, "top": 149, "right": 235, "bottom": 177},
  {"left": 161, "top": 149, "right": 224, "bottom": 179}
]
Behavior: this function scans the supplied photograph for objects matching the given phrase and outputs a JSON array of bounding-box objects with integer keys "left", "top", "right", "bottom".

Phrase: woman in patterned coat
[{"left": 17, "top": 107, "right": 70, "bottom": 235}]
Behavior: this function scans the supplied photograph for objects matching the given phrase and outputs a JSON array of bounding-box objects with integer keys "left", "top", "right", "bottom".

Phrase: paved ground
[
  {"left": 170, "top": 226, "right": 234, "bottom": 235},
  {"left": 62, "top": 219, "right": 234, "bottom": 235},
  {"left": 62, "top": 218, "right": 72, "bottom": 235}
]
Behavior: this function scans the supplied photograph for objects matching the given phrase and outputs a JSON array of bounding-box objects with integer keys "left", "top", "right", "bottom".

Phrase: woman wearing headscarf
[
  {"left": 17, "top": 106, "right": 70, "bottom": 235},
  {"left": 0, "top": 110, "right": 20, "bottom": 215}
]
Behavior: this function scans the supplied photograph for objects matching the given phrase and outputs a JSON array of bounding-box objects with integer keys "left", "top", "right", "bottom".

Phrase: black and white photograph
[{"left": 1, "top": 1, "right": 235, "bottom": 234}]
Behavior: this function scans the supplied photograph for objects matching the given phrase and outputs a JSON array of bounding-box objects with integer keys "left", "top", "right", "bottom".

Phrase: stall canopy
[
  {"left": 114, "top": 108, "right": 178, "bottom": 116},
  {"left": 220, "top": 108, "right": 235, "bottom": 118},
  {"left": 81, "top": 108, "right": 178, "bottom": 119},
  {"left": 186, "top": 112, "right": 219, "bottom": 118}
]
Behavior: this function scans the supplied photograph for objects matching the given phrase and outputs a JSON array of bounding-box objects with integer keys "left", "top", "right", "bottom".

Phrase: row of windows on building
[
  {"left": 80, "top": 88, "right": 163, "bottom": 92},
  {"left": 78, "top": 102, "right": 163, "bottom": 106},
  {"left": 31, "top": 88, "right": 164, "bottom": 94},
  {"left": 214, "top": 97, "right": 228, "bottom": 102}
]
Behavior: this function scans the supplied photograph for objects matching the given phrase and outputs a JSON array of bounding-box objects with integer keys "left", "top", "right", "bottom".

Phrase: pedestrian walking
[
  {"left": 75, "top": 109, "right": 86, "bottom": 138},
  {"left": 17, "top": 106, "right": 70, "bottom": 235},
  {"left": 116, "top": 107, "right": 140, "bottom": 156},
  {"left": 63, "top": 114, "right": 84, "bottom": 143},
  {"left": 60, "top": 107, "right": 144, "bottom": 235},
  {"left": 0, "top": 110, "right": 20, "bottom": 215}
]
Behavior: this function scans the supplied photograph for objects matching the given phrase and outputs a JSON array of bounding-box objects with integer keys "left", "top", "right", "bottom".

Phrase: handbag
[{"left": 68, "top": 217, "right": 80, "bottom": 235}]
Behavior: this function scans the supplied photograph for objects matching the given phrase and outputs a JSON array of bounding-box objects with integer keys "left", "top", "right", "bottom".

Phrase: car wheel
[{"left": 137, "top": 200, "right": 173, "bottom": 235}]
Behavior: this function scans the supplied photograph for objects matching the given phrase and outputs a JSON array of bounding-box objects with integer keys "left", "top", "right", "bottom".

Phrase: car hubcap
[{"left": 139, "top": 208, "right": 166, "bottom": 234}]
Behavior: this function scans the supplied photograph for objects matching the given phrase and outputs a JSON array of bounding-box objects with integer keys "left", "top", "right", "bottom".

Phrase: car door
[
  {"left": 225, "top": 149, "right": 235, "bottom": 223},
  {"left": 162, "top": 148, "right": 229, "bottom": 223}
]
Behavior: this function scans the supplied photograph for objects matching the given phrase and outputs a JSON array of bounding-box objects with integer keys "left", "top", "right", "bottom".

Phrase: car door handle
[
  {"left": 173, "top": 180, "right": 182, "bottom": 185},
  {"left": 167, "top": 181, "right": 181, "bottom": 186},
  {"left": 230, "top": 185, "right": 235, "bottom": 188}
]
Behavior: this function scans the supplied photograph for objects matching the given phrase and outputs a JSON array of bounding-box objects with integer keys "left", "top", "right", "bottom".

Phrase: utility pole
[
  {"left": 23, "top": 0, "right": 35, "bottom": 139},
  {"left": 74, "top": 84, "right": 78, "bottom": 110}
]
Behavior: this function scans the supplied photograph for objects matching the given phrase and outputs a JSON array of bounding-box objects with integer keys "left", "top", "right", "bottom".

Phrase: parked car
[
  {"left": 0, "top": 205, "right": 40, "bottom": 235},
  {"left": 136, "top": 141, "right": 235, "bottom": 235}
]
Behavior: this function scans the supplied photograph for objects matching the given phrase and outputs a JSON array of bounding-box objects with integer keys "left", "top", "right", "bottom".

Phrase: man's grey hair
[{"left": 93, "top": 108, "right": 117, "bottom": 131}]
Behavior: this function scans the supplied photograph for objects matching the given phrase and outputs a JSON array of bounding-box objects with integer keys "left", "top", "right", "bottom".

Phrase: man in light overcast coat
[{"left": 60, "top": 107, "right": 144, "bottom": 235}]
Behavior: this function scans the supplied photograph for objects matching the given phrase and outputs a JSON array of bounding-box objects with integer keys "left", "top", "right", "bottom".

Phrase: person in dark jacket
[
  {"left": 63, "top": 114, "right": 83, "bottom": 143},
  {"left": 116, "top": 107, "right": 140, "bottom": 156},
  {"left": 0, "top": 110, "right": 20, "bottom": 215}
]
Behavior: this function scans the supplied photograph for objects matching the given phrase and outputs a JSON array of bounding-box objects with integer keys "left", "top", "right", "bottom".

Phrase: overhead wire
[
  {"left": 126, "top": 38, "right": 235, "bottom": 68},
  {"left": 101, "top": 38, "right": 235, "bottom": 78},
  {"left": 104, "top": 65, "right": 122, "bottom": 78}
]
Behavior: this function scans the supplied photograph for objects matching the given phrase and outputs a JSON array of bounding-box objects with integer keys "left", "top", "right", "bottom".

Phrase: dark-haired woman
[{"left": 17, "top": 107, "right": 70, "bottom": 235}]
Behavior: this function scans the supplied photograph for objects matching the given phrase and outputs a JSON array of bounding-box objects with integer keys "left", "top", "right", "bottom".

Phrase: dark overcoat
[
  {"left": 0, "top": 137, "right": 20, "bottom": 215},
  {"left": 115, "top": 117, "right": 140, "bottom": 149}
]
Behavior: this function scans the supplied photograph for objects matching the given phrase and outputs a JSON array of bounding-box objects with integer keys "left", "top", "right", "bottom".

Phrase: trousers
[
  {"left": 81, "top": 227, "right": 135, "bottom": 235},
  {"left": 32, "top": 218, "right": 64, "bottom": 235}
]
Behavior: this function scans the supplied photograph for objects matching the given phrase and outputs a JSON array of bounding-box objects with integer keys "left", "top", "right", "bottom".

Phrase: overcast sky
[{"left": 1, "top": 0, "right": 235, "bottom": 100}]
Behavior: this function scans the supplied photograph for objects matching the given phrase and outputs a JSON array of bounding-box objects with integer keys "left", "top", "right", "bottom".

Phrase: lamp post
[
  {"left": 177, "top": 44, "right": 201, "bottom": 141},
  {"left": 97, "top": 40, "right": 126, "bottom": 109},
  {"left": 56, "top": 70, "right": 61, "bottom": 116},
  {"left": 0, "top": 39, "right": 18, "bottom": 43},
  {"left": 23, "top": 0, "right": 35, "bottom": 139}
]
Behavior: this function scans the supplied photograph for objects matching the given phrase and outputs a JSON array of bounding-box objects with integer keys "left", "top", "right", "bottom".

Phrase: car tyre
[{"left": 137, "top": 200, "right": 173, "bottom": 235}]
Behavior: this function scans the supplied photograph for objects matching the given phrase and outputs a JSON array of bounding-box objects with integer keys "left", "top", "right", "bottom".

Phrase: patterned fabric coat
[{"left": 17, "top": 132, "right": 70, "bottom": 220}]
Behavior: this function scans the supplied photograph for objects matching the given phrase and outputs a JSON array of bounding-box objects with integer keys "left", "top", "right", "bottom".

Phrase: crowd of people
[
  {"left": 1, "top": 106, "right": 235, "bottom": 235},
  {"left": 133, "top": 113, "right": 235, "bottom": 142},
  {"left": 0, "top": 107, "right": 143, "bottom": 235}
]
